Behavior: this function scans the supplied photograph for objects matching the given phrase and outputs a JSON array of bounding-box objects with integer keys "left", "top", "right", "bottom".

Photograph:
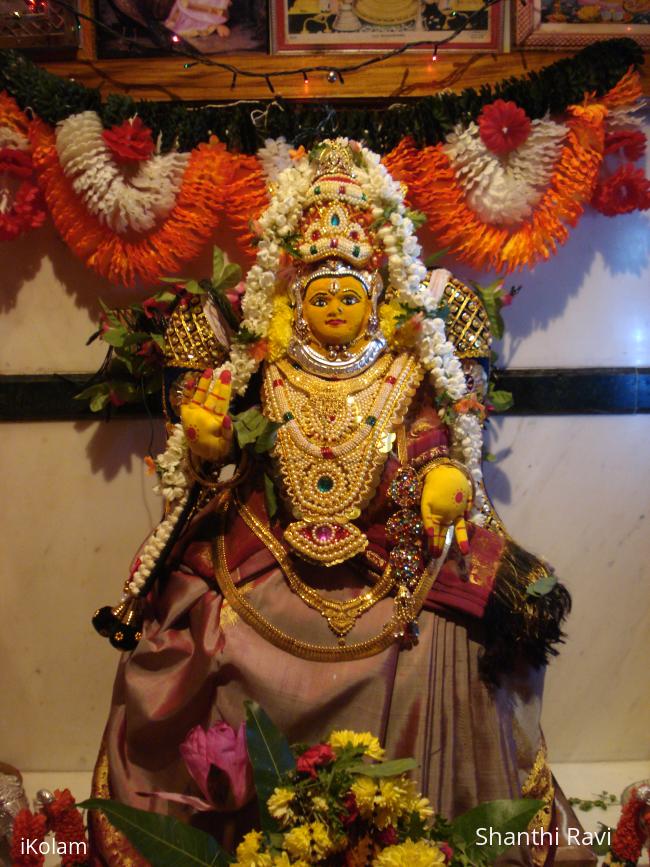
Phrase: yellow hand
[
  {"left": 180, "top": 368, "right": 233, "bottom": 462},
  {"left": 420, "top": 463, "right": 473, "bottom": 557}
]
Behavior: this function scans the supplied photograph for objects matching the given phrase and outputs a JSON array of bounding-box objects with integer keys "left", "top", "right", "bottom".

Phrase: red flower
[
  {"left": 296, "top": 743, "right": 335, "bottom": 778},
  {"left": 604, "top": 129, "right": 646, "bottom": 162},
  {"left": 248, "top": 337, "right": 269, "bottom": 362},
  {"left": 0, "top": 147, "right": 34, "bottom": 177},
  {"left": 341, "top": 793, "right": 360, "bottom": 826},
  {"left": 439, "top": 842, "right": 454, "bottom": 862},
  {"left": 10, "top": 808, "right": 48, "bottom": 866},
  {"left": 102, "top": 116, "right": 155, "bottom": 163},
  {"left": 478, "top": 100, "right": 532, "bottom": 155},
  {"left": 592, "top": 163, "right": 650, "bottom": 216},
  {"left": 142, "top": 295, "right": 171, "bottom": 318},
  {"left": 376, "top": 826, "right": 398, "bottom": 846},
  {"left": 0, "top": 182, "right": 46, "bottom": 241},
  {"left": 43, "top": 790, "right": 88, "bottom": 866}
]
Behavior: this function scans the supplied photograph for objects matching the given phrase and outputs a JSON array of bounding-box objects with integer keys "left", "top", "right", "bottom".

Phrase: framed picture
[
  {"left": 94, "top": 0, "right": 267, "bottom": 59},
  {"left": 0, "top": 0, "right": 80, "bottom": 54},
  {"left": 271, "top": 0, "right": 504, "bottom": 53},
  {"left": 514, "top": 0, "right": 650, "bottom": 48}
]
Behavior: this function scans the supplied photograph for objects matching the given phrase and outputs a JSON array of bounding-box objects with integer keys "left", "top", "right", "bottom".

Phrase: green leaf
[
  {"left": 244, "top": 701, "right": 294, "bottom": 831},
  {"left": 451, "top": 798, "right": 544, "bottom": 864},
  {"left": 472, "top": 278, "right": 506, "bottom": 340},
  {"left": 488, "top": 388, "right": 514, "bottom": 413},
  {"left": 423, "top": 247, "right": 451, "bottom": 268},
  {"left": 159, "top": 276, "right": 190, "bottom": 285},
  {"left": 101, "top": 327, "right": 128, "bottom": 348},
  {"left": 347, "top": 758, "right": 418, "bottom": 777},
  {"left": 214, "top": 262, "right": 242, "bottom": 295},
  {"left": 405, "top": 208, "right": 427, "bottom": 229},
  {"left": 184, "top": 279, "right": 206, "bottom": 295},
  {"left": 264, "top": 473, "right": 278, "bottom": 519},
  {"left": 78, "top": 799, "right": 231, "bottom": 867},
  {"left": 89, "top": 390, "right": 110, "bottom": 412},
  {"left": 212, "top": 246, "right": 225, "bottom": 284},
  {"left": 232, "top": 408, "right": 270, "bottom": 448},
  {"left": 254, "top": 421, "right": 281, "bottom": 455},
  {"left": 527, "top": 574, "right": 558, "bottom": 598}
]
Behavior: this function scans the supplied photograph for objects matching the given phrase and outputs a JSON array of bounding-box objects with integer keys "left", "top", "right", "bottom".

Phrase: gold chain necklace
[
  {"left": 213, "top": 508, "right": 453, "bottom": 662},
  {"left": 237, "top": 498, "right": 396, "bottom": 640}
]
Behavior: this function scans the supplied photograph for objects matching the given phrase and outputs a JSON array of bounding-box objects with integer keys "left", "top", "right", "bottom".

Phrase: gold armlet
[{"left": 412, "top": 445, "right": 449, "bottom": 470}]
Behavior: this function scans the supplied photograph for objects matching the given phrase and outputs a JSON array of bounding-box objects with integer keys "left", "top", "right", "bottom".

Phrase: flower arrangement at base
[{"left": 81, "top": 703, "right": 543, "bottom": 867}]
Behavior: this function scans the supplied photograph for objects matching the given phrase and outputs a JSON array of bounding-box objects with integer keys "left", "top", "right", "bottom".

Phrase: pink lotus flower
[{"left": 145, "top": 720, "right": 254, "bottom": 812}]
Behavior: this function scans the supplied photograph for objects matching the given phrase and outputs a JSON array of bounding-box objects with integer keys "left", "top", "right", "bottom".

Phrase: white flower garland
[
  {"left": 126, "top": 424, "right": 191, "bottom": 598},
  {"left": 257, "top": 137, "right": 294, "bottom": 183},
  {"left": 55, "top": 111, "right": 189, "bottom": 234},
  {"left": 443, "top": 118, "right": 567, "bottom": 226}
]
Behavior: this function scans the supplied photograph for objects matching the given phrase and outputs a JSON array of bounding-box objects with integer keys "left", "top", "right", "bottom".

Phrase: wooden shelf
[{"left": 43, "top": 49, "right": 650, "bottom": 102}]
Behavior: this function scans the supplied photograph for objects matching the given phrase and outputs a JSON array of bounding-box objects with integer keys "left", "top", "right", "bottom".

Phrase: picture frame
[
  {"left": 271, "top": 0, "right": 504, "bottom": 53},
  {"left": 0, "top": 0, "right": 80, "bottom": 55},
  {"left": 514, "top": 0, "right": 650, "bottom": 48},
  {"left": 93, "top": 0, "right": 267, "bottom": 60}
]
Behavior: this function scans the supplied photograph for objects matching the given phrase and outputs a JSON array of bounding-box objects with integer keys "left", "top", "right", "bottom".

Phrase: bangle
[
  {"left": 412, "top": 445, "right": 449, "bottom": 470},
  {"left": 187, "top": 451, "right": 225, "bottom": 489},
  {"left": 418, "top": 457, "right": 475, "bottom": 502}
]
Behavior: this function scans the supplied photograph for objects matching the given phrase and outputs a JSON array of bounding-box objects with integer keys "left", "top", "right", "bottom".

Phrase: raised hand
[
  {"left": 420, "top": 462, "right": 473, "bottom": 558},
  {"left": 180, "top": 368, "right": 233, "bottom": 463}
]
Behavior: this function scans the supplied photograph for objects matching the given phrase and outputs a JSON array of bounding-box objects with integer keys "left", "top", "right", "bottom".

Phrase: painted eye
[
  {"left": 341, "top": 294, "right": 360, "bottom": 306},
  {"left": 309, "top": 295, "right": 329, "bottom": 307}
]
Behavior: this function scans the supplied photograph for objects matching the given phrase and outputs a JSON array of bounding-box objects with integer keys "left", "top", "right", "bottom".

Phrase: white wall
[{"left": 0, "top": 119, "right": 648, "bottom": 770}]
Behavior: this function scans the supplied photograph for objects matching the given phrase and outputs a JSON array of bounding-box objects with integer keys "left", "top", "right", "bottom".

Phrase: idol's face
[{"left": 303, "top": 275, "right": 370, "bottom": 345}]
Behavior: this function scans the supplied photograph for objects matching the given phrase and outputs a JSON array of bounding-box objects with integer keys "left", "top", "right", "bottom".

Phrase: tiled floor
[{"left": 15, "top": 762, "right": 650, "bottom": 866}]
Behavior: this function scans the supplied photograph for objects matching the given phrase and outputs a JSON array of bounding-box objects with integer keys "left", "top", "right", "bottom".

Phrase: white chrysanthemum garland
[
  {"left": 442, "top": 117, "right": 567, "bottom": 226},
  {"left": 125, "top": 424, "right": 191, "bottom": 599},
  {"left": 55, "top": 111, "right": 189, "bottom": 234}
]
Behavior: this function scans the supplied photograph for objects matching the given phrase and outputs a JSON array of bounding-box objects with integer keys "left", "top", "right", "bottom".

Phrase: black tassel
[{"left": 479, "top": 539, "right": 572, "bottom": 687}]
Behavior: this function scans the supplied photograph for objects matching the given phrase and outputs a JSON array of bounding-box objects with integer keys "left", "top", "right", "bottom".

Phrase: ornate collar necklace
[{"left": 287, "top": 333, "right": 388, "bottom": 380}]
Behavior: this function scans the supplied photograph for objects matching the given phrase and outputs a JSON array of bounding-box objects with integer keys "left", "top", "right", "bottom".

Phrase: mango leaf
[
  {"left": 527, "top": 574, "right": 558, "bottom": 597},
  {"left": 254, "top": 421, "right": 281, "bottom": 455},
  {"left": 244, "top": 701, "right": 294, "bottom": 831},
  {"left": 78, "top": 798, "right": 231, "bottom": 867},
  {"left": 347, "top": 758, "right": 417, "bottom": 777},
  {"left": 451, "top": 798, "right": 544, "bottom": 864}
]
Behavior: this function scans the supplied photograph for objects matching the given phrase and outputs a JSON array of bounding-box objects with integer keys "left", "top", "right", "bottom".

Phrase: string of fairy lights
[{"left": 18, "top": 0, "right": 521, "bottom": 94}]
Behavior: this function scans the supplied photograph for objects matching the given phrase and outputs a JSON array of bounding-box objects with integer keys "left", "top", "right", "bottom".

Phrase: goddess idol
[{"left": 90, "top": 140, "right": 593, "bottom": 866}]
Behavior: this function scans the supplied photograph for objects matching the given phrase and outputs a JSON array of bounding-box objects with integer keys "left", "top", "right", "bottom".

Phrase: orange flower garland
[
  {"left": 383, "top": 104, "right": 606, "bottom": 273},
  {"left": 222, "top": 152, "right": 269, "bottom": 263},
  {"left": 29, "top": 120, "right": 234, "bottom": 288}
]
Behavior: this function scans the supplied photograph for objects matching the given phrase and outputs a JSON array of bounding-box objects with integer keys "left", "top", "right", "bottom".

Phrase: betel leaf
[
  {"left": 527, "top": 574, "right": 558, "bottom": 598},
  {"left": 450, "top": 798, "right": 544, "bottom": 865},
  {"left": 347, "top": 758, "right": 418, "bottom": 777},
  {"left": 78, "top": 798, "right": 232, "bottom": 867},
  {"left": 214, "top": 262, "right": 242, "bottom": 295},
  {"left": 244, "top": 701, "right": 294, "bottom": 832}
]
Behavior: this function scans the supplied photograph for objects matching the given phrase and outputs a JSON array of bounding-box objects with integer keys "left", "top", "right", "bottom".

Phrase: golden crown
[{"left": 296, "top": 141, "right": 376, "bottom": 269}]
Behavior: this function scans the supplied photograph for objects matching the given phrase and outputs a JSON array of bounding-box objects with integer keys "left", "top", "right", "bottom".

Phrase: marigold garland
[
  {"left": 221, "top": 151, "right": 269, "bottom": 263},
  {"left": 29, "top": 119, "right": 234, "bottom": 287}
]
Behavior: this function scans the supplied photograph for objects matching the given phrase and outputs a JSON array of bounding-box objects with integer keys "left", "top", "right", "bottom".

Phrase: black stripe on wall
[{"left": 0, "top": 369, "right": 649, "bottom": 421}]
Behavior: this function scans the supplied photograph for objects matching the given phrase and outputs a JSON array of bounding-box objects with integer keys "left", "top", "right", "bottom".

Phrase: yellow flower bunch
[
  {"left": 283, "top": 821, "right": 333, "bottom": 862},
  {"left": 268, "top": 787, "right": 295, "bottom": 826},
  {"left": 267, "top": 292, "right": 294, "bottom": 362},
  {"left": 373, "top": 839, "right": 447, "bottom": 866},
  {"left": 328, "top": 730, "right": 385, "bottom": 760},
  {"left": 235, "top": 830, "right": 273, "bottom": 867},
  {"left": 350, "top": 776, "right": 434, "bottom": 830}
]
